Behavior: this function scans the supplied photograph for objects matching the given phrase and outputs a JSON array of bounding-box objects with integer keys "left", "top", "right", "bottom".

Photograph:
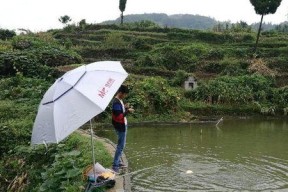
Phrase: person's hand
[
  {"left": 125, "top": 103, "right": 130, "bottom": 108},
  {"left": 128, "top": 108, "right": 135, "bottom": 113}
]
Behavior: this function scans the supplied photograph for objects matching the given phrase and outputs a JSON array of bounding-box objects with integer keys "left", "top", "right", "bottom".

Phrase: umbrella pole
[{"left": 90, "top": 120, "right": 97, "bottom": 182}]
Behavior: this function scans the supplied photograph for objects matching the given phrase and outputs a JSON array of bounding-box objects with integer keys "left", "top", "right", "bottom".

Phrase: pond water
[{"left": 96, "top": 118, "right": 288, "bottom": 191}]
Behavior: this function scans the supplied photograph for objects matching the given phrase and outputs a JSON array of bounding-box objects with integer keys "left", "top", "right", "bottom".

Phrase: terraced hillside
[{"left": 53, "top": 24, "right": 288, "bottom": 85}]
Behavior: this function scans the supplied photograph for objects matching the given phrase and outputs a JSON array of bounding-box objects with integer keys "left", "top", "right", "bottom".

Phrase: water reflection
[{"left": 96, "top": 119, "right": 288, "bottom": 191}]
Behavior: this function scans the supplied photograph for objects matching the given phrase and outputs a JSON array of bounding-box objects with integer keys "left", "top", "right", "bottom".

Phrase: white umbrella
[{"left": 31, "top": 61, "right": 128, "bottom": 178}]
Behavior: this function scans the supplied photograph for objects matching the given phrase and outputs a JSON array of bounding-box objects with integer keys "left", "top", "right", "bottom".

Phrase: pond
[{"left": 95, "top": 118, "right": 288, "bottom": 191}]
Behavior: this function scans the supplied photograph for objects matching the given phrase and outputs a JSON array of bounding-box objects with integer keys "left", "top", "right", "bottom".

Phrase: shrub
[
  {"left": 202, "top": 62, "right": 226, "bottom": 73},
  {"left": 0, "top": 29, "right": 16, "bottom": 40},
  {"left": 78, "top": 47, "right": 132, "bottom": 59},
  {"left": 12, "top": 35, "right": 57, "bottom": 50},
  {"left": 138, "top": 44, "right": 205, "bottom": 71},
  {"left": 187, "top": 74, "right": 273, "bottom": 104},
  {"left": 267, "top": 57, "right": 288, "bottom": 72},
  {"left": 195, "top": 31, "right": 233, "bottom": 43},
  {"left": 272, "top": 86, "right": 288, "bottom": 107},
  {"left": 204, "top": 49, "right": 224, "bottom": 60},
  {"left": 220, "top": 60, "right": 248, "bottom": 76},
  {"left": 0, "top": 76, "right": 51, "bottom": 101},
  {"left": 0, "top": 51, "right": 61, "bottom": 79},
  {"left": 135, "top": 55, "right": 155, "bottom": 67},
  {"left": 126, "top": 76, "right": 181, "bottom": 115},
  {"left": 125, "top": 66, "right": 176, "bottom": 77},
  {"left": 225, "top": 47, "right": 251, "bottom": 58},
  {"left": 102, "top": 32, "right": 128, "bottom": 49},
  {"left": 0, "top": 41, "right": 13, "bottom": 51},
  {"left": 11, "top": 35, "right": 83, "bottom": 66},
  {"left": 242, "top": 34, "right": 255, "bottom": 42},
  {"left": 131, "top": 37, "right": 153, "bottom": 50},
  {"left": 169, "top": 70, "right": 189, "bottom": 86}
]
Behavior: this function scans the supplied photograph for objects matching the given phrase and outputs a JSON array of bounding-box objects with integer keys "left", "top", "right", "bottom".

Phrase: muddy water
[{"left": 96, "top": 118, "right": 288, "bottom": 191}]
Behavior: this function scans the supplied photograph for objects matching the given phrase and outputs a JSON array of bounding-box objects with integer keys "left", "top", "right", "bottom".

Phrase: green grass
[
  {"left": 0, "top": 77, "right": 113, "bottom": 191},
  {"left": 0, "top": 130, "right": 112, "bottom": 192}
]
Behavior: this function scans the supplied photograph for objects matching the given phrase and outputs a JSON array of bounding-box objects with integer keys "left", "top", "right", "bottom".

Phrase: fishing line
[{"left": 115, "top": 163, "right": 166, "bottom": 178}]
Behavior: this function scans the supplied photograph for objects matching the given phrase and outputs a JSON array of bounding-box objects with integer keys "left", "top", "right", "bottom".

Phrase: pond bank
[
  {"left": 97, "top": 114, "right": 288, "bottom": 126},
  {"left": 77, "top": 129, "right": 131, "bottom": 192}
]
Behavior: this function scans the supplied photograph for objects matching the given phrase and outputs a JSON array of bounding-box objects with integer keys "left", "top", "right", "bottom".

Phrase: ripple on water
[{"left": 130, "top": 153, "right": 288, "bottom": 192}]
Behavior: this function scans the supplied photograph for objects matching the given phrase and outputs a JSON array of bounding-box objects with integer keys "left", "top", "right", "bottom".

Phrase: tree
[
  {"left": 0, "top": 29, "right": 16, "bottom": 40},
  {"left": 79, "top": 19, "right": 87, "bottom": 30},
  {"left": 250, "top": 0, "right": 282, "bottom": 53},
  {"left": 58, "top": 15, "right": 72, "bottom": 25},
  {"left": 119, "top": 0, "right": 127, "bottom": 25}
]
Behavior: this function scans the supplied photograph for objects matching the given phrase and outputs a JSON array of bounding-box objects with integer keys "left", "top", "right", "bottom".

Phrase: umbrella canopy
[{"left": 31, "top": 61, "right": 128, "bottom": 145}]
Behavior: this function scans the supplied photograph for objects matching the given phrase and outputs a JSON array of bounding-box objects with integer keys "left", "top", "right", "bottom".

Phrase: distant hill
[
  {"left": 102, "top": 13, "right": 287, "bottom": 31},
  {"left": 102, "top": 13, "right": 218, "bottom": 30}
]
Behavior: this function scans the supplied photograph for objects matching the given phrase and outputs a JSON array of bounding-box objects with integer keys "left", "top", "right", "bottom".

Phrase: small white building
[{"left": 184, "top": 76, "right": 198, "bottom": 91}]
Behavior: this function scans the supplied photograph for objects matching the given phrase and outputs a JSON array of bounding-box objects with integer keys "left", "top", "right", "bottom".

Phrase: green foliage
[
  {"left": 187, "top": 74, "right": 274, "bottom": 105},
  {"left": 123, "top": 20, "right": 161, "bottom": 29},
  {"left": 220, "top": 59, "right": 249, "bottom": 76},
  {"left": 11, "top": 35, "right": 83, "bottom": 66},
  {"left": 136, "top": 44, "right": 209, "bottom": 71},
  {"left": 125, "top": 66, "right": 175, "bottom": 77},
  {"left": 0, "top": 51, "right": 60, "bottom": 79},
  {"left": 0, "top": 76, "right": 50, "bottom": 101},
  {"left": 202, "top": 62, "right": 226, "bottom": 73},
  {"left": 267, "top": 57, "right": 288, "bottom": 72},
  {"left": 152, "top": 45, "right": 193, "bottom": 71},
  {"left": 39, "top": 150, "right": 83, "bottom": 191},
  {"left": 131, "top": 37, "right": 153, "bottom": 50},
  {"left": 0, "top": 77, "right": 50, "bottom": 154},
  {"left": 119, "top": 0, "right": 127, "bottom": 24},
  {"left": 79, "top": 19, "right": 87, "bottom": 30},
  {"left": 169, "top": 70, "right": 189, "bottom": 86},
  {"left": 250, "top": 0, "right": 282, "bottom": 15},
  {"left": 272, "top": 86, "right": 288, "bottom": 107},
  {"left": 0, "top": 29, "right": 16, "bottom": 40},
  {"left": 250, "top": 0, "right": 282, "bottom": 53},
  {"left": 12, "top": 33, "right": 57, "bottom": 50},
  {"left": 126, "top": 76, "right": 181, "bottom": 115},
  {"left": 195, "top": 31, "right": 233, "bottom": 43},
  {"left": 59, "top": 15, "right": 72, "bottom": 25},
  {"left": 182, "top": 101, "right": 259, "bottom": 116},
  {"left": 63, "top": 38, "right": 73, "bottom": 49},
  {"left": 119, "top": 0, "right": 127, "bottom": 12},
  {"left": 225, "top": 47, "right": 251, "bottom": 58},
  {"left": 0, "top": 41, "right": 13, "bottom": 51},
  {"left": 1, "top": 35, "right": 82, "bottom": 78},
  {"left": 205, "top": 49, "right": 224, "bottom": 60},
  {"left": 103, "top": 32, "right": 127, "bottom": 48},
  {"left": 0, "top": 76, "right": 112, "bottom": 191},
  {"left": 0, "top": 133, "right": 112, "bottom": 192}
]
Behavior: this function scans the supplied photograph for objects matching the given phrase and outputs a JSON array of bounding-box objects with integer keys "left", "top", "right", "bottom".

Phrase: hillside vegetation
[
  {"left": 0, "top": 22, "right": 288, "bottom": 190},
  {"left": 51, "top": 23, "right": 288, "bottom": 115}
]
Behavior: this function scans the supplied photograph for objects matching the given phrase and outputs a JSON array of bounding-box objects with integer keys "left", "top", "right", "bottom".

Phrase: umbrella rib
[{"left": 42, "top": 71, "right": 87, "bottom": 105}]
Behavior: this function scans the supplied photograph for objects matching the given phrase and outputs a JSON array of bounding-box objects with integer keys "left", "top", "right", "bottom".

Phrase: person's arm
[{"left": 112, "top": 102, "right": 125, "bottom": 123}]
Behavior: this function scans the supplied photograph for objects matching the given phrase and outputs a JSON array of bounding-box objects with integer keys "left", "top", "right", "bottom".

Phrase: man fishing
[{"left": 111, "top": 85, "right": 134, "bottom": 173}]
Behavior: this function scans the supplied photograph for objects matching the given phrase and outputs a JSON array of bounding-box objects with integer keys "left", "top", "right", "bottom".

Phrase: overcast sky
[{"left": 1, "top": 0, "right": 287, "bottom": 31}]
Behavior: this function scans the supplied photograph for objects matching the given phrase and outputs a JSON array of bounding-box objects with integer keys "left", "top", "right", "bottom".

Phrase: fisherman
[{"left": 111, "top": 85, "right": 134, "bottom": 173}]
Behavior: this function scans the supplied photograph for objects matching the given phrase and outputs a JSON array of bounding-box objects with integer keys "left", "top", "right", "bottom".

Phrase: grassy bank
[{"left": 0, "top": 76, "right": 112, "bottom": 191}]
